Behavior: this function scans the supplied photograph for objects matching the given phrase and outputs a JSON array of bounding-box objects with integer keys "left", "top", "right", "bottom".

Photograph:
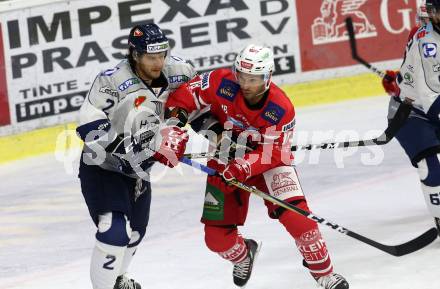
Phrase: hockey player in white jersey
[
  {"left": 391, "top": 0, "right": 440, "bottom": 235},
  {"left": 76, "top": 23, "right": 194, "bottom": 289}
]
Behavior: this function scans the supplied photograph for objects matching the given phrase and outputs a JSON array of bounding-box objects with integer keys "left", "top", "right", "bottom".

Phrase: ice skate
[
  {"left": 315, "top": 272, "right": 349, "bottom": 289},
  {"left": 232, "top": 239, "right": 261, "bottom": 287},
  {"left": 113, "top": 275, "right": 141, "bottom": 289}
]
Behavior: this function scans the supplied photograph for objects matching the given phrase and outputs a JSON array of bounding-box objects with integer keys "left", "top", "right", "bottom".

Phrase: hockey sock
[
  {"left": 91, "top": 241, "right": 126, "bottom": 289},
  {"left": 119, "top": 246, "right": 137, "bottom": 276},
  {"left": 90, "top": 212, "right": 131, "bottom": 289},
  {"left": 417, "top": 154, "right": 440, "bottom": 218},
  {"left": 278, "top": 201, "right": 333, "bottom": 278},
  {"left": 119, "top": 230, "right": 143, "bottom": 276},
  {"left": 204, "top": 225, "right": 248, "bottom": 263}
]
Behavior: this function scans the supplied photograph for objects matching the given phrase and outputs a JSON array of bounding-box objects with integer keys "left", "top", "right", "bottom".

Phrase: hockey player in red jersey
[{"left": 166, "top": 44, "right": 349, "bottom": 289}]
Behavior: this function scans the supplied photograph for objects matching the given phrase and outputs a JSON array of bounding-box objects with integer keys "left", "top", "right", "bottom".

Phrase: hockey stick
[
  {"left": 180, "top": 157, "right": 438, "bottom": 256},
  {"left": 290, "top": 100, "right": 411, "bottom": 151},
  {"left": 345, "top": 17, "right": 393, "bottom": 82},
  {"left": 183, "top": 19, "right": 409, "bottom": 160},
  {"left": 183, "top": 100, "right": 412, "bottom": 159}
]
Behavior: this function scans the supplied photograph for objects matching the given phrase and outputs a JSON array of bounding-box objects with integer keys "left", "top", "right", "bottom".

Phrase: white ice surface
[{"left": 1, "top": 96, "right": 439, "bottom": 289}]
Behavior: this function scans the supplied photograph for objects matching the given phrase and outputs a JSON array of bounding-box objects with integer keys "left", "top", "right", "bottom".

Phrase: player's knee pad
[
  {"left": 127, "top": 228, "right": 146, "bottom": 248},
  {"left": 204, "top": 225, "right": 238, "bottom": 253},
  {"left": 418, "top": 154, "right": 440, "bottom": 187},
  {"left": 96, "top": 212, "right": 131, "bottom": 247}
]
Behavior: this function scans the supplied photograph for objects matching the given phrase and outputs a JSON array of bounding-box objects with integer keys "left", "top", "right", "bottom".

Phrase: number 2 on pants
[{"left": 103, "top": 255, "right": 116, "bottom": 270}]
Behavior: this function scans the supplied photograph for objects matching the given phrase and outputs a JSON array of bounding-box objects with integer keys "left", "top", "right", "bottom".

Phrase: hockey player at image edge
[
  {"left": 382, "top": 0, "right": 440, "bottom": 236},
  {"left": 165, "top": 45, "right": 349, "bottom": 289},
  {"left": 76, "top": 23, "right": 194, "bottom": 289}
]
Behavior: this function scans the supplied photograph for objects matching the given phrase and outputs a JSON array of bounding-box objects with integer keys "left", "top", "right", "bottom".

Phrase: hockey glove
[
  {"left": 106, "top": 134, "right": 151, "bottom": 174},
  {"left": 105, "top": 134, "right": 139, "bottom": 174},
  {"left": 216, "top": 131, "right": 257, "bottom": 163},
  {"left": 153, "top": 125, "right": 189, "bottom": 168},
  {"left": 222, "top": 158, "right": 252, "bottom": 183},
  {"left": 207, "top": 159, "right": 236, "bottom": 194},
  {"left": 382, "top": 70, "right": 401, "bottom": 97}
]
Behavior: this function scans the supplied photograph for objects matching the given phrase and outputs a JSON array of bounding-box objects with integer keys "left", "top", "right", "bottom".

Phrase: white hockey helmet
[
  {"left": 418, "top": 2, "right": 429, "bottom": 18},
  {"left": 234, "top": 44, "right": 274, "bottom": 90}
]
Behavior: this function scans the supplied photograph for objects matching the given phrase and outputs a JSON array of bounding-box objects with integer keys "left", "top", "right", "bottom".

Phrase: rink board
[{"left": 0, "top": 0, "right": 416, "bottom": 135}]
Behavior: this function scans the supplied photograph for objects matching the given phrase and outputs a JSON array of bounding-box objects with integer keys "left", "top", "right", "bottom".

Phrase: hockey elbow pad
[{"left": 76, "top": 119, "right": 117, "bottom": 148}]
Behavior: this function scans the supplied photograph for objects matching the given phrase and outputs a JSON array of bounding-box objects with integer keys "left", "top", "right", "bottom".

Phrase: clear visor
[{"left": 235, "top": 71, "right": 266, "bottom": 87}]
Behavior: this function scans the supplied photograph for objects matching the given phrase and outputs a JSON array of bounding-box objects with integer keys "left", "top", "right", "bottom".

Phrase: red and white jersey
[{"left": 166, "top": 69, "right": 296, "bottom": 177}]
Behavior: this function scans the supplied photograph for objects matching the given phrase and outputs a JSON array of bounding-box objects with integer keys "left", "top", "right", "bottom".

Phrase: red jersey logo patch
[{"left": 134, "top": 96, "right": 147, "bottom": 108}]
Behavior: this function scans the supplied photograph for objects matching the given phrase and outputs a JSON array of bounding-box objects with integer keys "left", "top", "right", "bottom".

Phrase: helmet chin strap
[{"left": 254, "top": 86, "right": 269, "bottom": 98}]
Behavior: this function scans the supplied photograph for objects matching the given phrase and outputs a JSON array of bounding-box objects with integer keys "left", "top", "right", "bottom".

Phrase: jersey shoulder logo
[
  {"left": 118, "top": 78, "right": 140, "bottom": 91},
  {"left": 168, "top": 75, "right": 190, "bottom": 84},
  {"left": 100, "top": 67, "right": 120, "bottom": 76},
  {"left": 216, "top": 78, "right": 240, "bottom": 101},
  {"left": 423, "top": 43, "right": 437, "bottom": 58},
  {"left": 201, "top": 71, "right": 212, "bottom": 90},
  {"left": 261, "top": 101, "right": 285, "bottom": 125}
]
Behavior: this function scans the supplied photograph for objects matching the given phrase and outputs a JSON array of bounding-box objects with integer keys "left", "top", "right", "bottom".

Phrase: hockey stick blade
[
  {"left": 348, "top": 227, "right": 438, "bottom": 257},
  {"left": 345, "top": 17, "right": 392, "bottom": 81},
  {"left": 180, "top": 157, "right": 438, "bottom": 256}
]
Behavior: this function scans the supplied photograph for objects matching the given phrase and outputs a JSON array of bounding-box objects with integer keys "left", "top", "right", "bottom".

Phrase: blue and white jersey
[
  {"left": 77, "top": 56, "right": 196, "bottom": 176},
  {"left": 398, "top": 23, "right": 440, "bottom": 124}
]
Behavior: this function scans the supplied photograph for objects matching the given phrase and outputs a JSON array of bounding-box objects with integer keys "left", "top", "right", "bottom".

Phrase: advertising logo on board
[
  {"left": 296, "top": 0, "right": 419, "bottom": 72},
  {"left": 311, "top": 0, "right": 376, "bottom": 45},
  {"left": 1, "top": 0, "right": 297, "bottom": 128}
]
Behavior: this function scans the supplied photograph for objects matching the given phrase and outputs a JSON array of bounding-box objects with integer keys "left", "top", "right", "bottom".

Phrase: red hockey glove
[
  {"left": 222, "top": 158, "right": 251, "bottom": 183},
  {"left": 382, "top": 70, "right": 401, "bottom": 97},
  {"left": 153, "top": 126, "right": 189, "bottom": 168},
  {"left": 206, "top": 159, "right": 235, "bottom": 194}
]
